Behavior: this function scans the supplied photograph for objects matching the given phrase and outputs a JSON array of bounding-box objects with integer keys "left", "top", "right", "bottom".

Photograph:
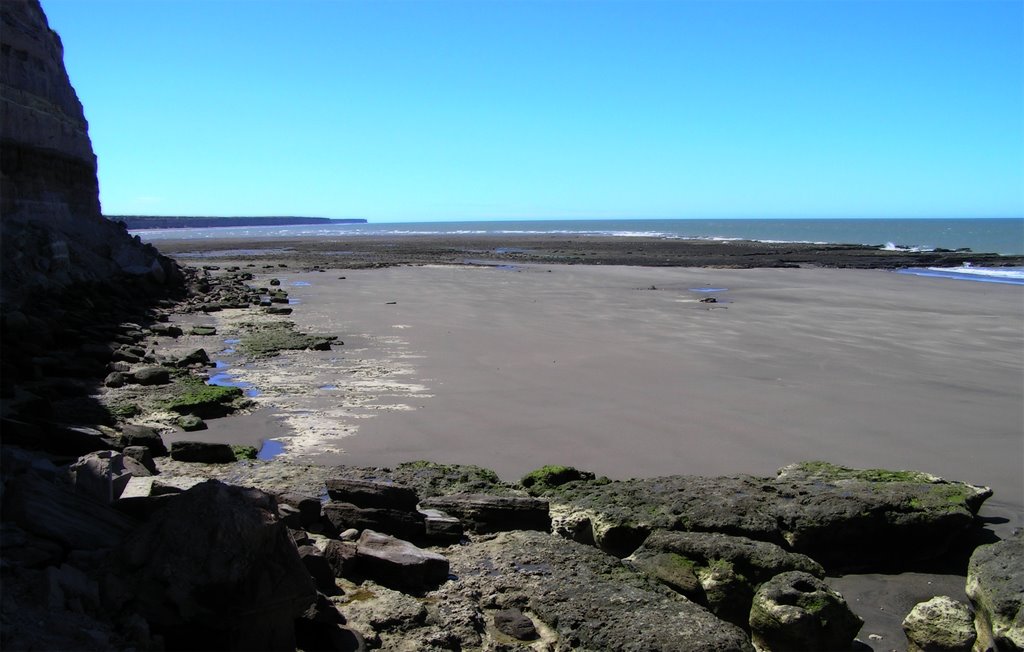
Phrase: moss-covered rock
[
  {"left": 160, "top": 377, "right": 244, "bottom": 418},
  {"left": 520, "top": 465, "right": 595, "bottom": 496},
  {"left": 236, "top": 321, "right": 336, "bottom": 358},
  {"left": 749, "top": 571, "right": 863, "bottom": 651},
  {"left": 232, "top": 445, "right": 259, "bottom": 460}
]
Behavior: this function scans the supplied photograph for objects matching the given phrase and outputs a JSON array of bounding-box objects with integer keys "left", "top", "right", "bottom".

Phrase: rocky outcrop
[
  {"left": 547, "top": 461, "right": 992, "bottom": 570},
  {"left": 1, "top": 0, "right": 179, "bottom": 307},
  {"left": 967, "top": 531, "right": 1024, "bottom": 652}
]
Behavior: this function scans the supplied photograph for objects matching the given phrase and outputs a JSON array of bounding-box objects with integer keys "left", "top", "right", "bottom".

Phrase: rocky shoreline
[
  {"left": 1, "top": 2, "right": 1020, "bottom": 649},
  {"left": 2, "top": 259, "right": 1021, "bottom": 652},
  {"left": 153, "top": 233, "right": 1024, "bottom": 271}
]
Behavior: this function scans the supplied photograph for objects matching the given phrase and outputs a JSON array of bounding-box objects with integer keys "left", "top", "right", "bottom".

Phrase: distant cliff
[
  {"left": 0, "top": 0, "right": 176, "bottom": 307},
  {"left": 108, "top": 215, "right": 367, "bottom": 229}
]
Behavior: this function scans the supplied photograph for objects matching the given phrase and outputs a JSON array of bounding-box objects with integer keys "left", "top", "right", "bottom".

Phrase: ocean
[{"left": 133, "top": 217, "right": 1024, "bottom": 284}]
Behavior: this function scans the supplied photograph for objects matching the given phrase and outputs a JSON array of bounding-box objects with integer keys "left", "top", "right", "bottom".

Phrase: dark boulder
[
  {"left": 169, "top": 441, "right": 237, "bottom": 464},
  {"left": 127, "top": 366, "right": 170, "bottom": 386},
  {"left": 298, "top": 545, "right": 340, "bottom": 595},
  {"left": 116, "top": 481, "right": 316, "bottom": 650},
  {"left": 119, "top": 424, "right": 168, "bottom": 457},
  {"left": 354, "top": 530, "right": 449, "bottom": 592},
  {"left": 323, "top": 502, "right": 425, "bottom": 542},
  {"left": 324, "top": 477, "right": 420, "bottom": 510},
  {"left": 492, "top": 608, "right": 538, "bottom": 641},
  {"left": 418, "top": 494, "right": 550, "bottom": 534}
]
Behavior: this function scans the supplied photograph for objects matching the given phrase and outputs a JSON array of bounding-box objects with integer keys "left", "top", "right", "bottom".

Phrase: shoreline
[{"left": 151, "top": 233, "right": 1024, "bottom": 271}]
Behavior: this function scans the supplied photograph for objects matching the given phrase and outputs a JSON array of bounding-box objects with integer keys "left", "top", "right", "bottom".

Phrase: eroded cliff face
[{"left": 1, "top": 0, "right": 177, "bottom": 307}]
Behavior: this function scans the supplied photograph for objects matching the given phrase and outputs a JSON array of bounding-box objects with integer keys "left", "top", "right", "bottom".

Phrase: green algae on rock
[{"left": 235, "top": 320, "right": 337, "bottom": 358}]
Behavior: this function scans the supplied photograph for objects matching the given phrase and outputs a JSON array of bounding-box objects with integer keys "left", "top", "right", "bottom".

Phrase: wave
[{"left": 897, "top": 264, "right": 1024, "bottom": 285}]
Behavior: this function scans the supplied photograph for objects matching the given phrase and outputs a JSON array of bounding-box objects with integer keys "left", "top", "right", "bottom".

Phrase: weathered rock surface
[
  {"left": 443, "top": 530, "right": 753, "bottom": 651},
  {"left": 549, "top": 462, "right": 991, "bottom": 569},
  {"left": 748, "top": 571, "right": 863, "bottom": 652},
  {"left": 0, "top": 0, "right": 179, "bottom": 305},
  {"left": 629, "top": 530, "right": 824, "bottom": 627},
  {"left": 325, "top": 477, "right": 420, "bottom": 510},
  {"left": 115, "top": 480, "right": 316, "bottom": 650},
  {"left": 419, "top": 493, "right": 551, "bottom": 534},
  {"left": 902, "top": 595, "right": 977, "bottom": 652},
  {"left": 323, "top": 501, "right": 426, "bottom": 541},
  {"left": 967, "top": 531, "right": 1024, "bottom": 652},
  {"left": 333, "top": 461, "right": 514, "bottom": 498},
  {"left": 354, "top": 529, "right": 449, "bottom": 592}
]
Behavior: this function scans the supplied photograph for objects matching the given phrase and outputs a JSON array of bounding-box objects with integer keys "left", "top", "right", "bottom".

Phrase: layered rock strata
[{"left": 0, "top": 0, "right": 177, "bottom": 307}]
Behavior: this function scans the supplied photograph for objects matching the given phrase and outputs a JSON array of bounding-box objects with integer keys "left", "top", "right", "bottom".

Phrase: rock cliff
[{"left": 0, "top": 0, "right": 176, "bottom": 307}]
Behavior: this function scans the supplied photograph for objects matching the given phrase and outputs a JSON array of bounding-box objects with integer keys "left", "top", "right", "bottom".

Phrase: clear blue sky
[{"left": 42, "top": 0, "right": 1023, "bottom": 222}]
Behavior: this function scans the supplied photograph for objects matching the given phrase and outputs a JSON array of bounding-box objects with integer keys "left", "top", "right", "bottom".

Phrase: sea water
[{"left": 132, "top": 217, "right": 1024, "bottom": 284}]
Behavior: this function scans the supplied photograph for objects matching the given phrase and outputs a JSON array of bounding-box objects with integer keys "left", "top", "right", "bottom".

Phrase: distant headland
[{"left": 106, "top": 215, "right": 367, "bottom": 229}]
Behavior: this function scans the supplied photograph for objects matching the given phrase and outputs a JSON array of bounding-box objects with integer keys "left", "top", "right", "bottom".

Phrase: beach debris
[{"left": 700, "top": 296, "right": 718, "bottom": 303}]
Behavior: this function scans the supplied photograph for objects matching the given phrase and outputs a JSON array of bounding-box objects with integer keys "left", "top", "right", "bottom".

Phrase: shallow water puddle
[{"left": 258, "top": 439, "right": 285, "bottom": 460}]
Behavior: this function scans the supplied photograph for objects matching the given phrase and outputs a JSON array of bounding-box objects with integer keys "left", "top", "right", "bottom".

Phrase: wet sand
[{"left": 160, "top": 242, "right": 1023, "bottom": 649}]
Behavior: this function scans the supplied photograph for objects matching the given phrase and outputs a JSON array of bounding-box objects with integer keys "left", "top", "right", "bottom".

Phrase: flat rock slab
[
  {"left": 169, "top": 441, "right": 237, "bottom": 464},
  {"left": 324, "top": 477, "right": 419, "bottom": 510},
  {"left": 355, "top": 530, "right": 449, "bottom": 592},
  {"left": 419, "top": 493, "right": 550, "bottom": 534},
  {"left": 323, "top": 502, "right": 425, "bottom": 542},
  {"left": 443, "top": 530, "right": 752, "bottom": 651},
  {"left": 549, "top": 462, "right": 992, "bottom": 570}
]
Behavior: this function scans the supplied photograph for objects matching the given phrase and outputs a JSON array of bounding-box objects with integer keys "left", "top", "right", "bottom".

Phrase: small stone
[
  {"left": 104, "top": 372, "right": 125, "bottom": 388},
  {"left": 493, "top": 608, "right": 538, "bottom": 641},
  {"left": 177, "top": 415, "right": 206, "bottom": 431}
]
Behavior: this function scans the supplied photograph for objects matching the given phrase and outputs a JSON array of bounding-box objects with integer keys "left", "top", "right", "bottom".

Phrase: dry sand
[{"left": 223, "top": 264, "right": 1021, "bottom": 516}]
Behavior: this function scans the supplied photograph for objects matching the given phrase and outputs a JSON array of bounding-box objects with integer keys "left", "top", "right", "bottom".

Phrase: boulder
[
  {"left": 492, "top": 608, "right": 538, "bottom": 641},
  {"left": 116, "top": 481, "right": 316, "bottom": 650},
  {"left": 323, "top": 501, "right": 425, "bottom": 541},
  {"left": 418, "top": 493, "right": 550, "bottom": 534},
  {"left": 966, "top": 531, "right": 1024, "bottom": 652},
  {"left": 175, "top": 348, "right": 210, "bottom": 367},
  {"left": 325, "top": 477, "right": 420, "bottom": 510},
  {"left": 119, "top": 424, "right": 168, "bottom": 457},
  {"left": 127, "top": 367, "right": 170, "bottom": 386},
  {"left": 520, "top": 464, "right": 595, "bottom": 496},
  {"left": 354, "top": 530, "right": 449, "bottom": 592},
  {"left": 549, "top": 462, "right": 992, "bottom": 570},
  {"left": 121, "top": 446, "right": 156, "bottom": 474},
  {"left": 902, "top": 596, "right": 976, "bottom": 652},
  {"left": 749, "top": 571, "right": 863, "bottom": 652},
  {"left": 176, "top": 414, "right": 206, "bottom": 431},
  {"left": 65, "top": 450, "right": 133, "bottom": 503},
  {"left": 169, "top": 440, "right": 237, "bottom": 464},
  {"left": 322, "top": 539, "right": 358, "bottom": 578},
  {"left": 103, "top": 372, "right": 125, "bottom": 388},
  {"left": 190, "top": 326, "right": 217, "bottom": 336},
  {"left": 276, "top": 492, "right": 322, "bottom": 528},
  {"left": 298, "top": 545, "right": 339, "bottom": 595}
]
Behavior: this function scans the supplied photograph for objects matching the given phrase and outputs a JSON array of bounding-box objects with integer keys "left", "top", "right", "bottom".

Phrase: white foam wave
[{"left": 927, "top": 265, "right": 1024, "bottom": 280}]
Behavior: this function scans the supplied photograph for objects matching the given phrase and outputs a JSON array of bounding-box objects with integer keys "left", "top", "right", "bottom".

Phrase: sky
[{"left": 41, "top": 0, "right": 1024, "bottom": 222}]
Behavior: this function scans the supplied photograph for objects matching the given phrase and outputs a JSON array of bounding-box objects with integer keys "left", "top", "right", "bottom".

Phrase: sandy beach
[
  {"left": 161, "top": 251, "right": 1023, "bottom": 523},
  {"left": 152, "top": 242, "right": 1023, "bottom": 647}
]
